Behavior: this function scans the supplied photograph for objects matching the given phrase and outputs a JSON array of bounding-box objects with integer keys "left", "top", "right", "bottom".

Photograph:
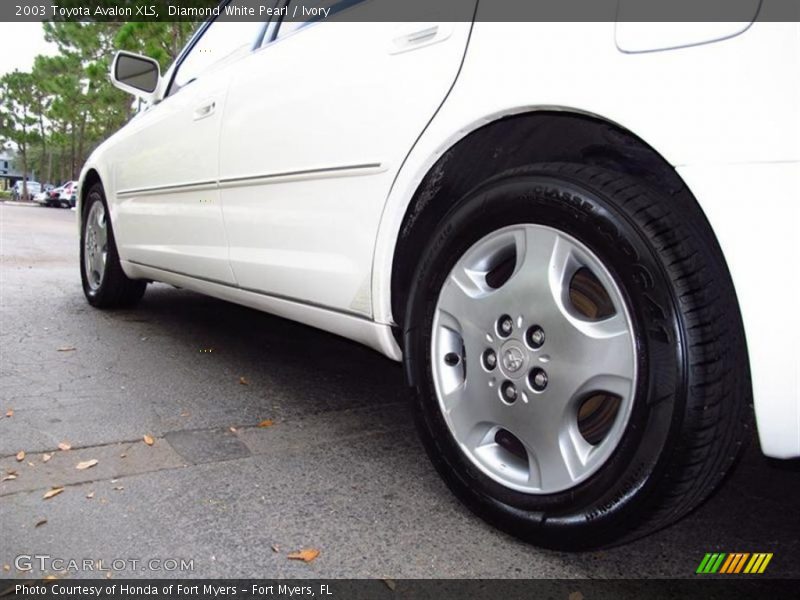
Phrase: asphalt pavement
[{"left": 1, "top": 202, "right": 798, "bottom": 579}]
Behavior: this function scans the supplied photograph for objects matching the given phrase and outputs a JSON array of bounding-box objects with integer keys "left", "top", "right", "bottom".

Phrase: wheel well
[
  {"left": 390, "top": 111, "right": 690, "bottom": 327},
  {"left": 81, "top": 169, "right": 102, "bottom": 213}
]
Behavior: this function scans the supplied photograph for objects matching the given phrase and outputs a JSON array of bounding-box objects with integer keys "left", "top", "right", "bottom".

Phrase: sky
[{"left": 0, "top": 23, "right": 59, "bottom": 77}]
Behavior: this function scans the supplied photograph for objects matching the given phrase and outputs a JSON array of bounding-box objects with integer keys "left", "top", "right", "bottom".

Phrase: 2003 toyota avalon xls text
[{"left": 77, "top": 0, "right": 799, "bottom": 549}]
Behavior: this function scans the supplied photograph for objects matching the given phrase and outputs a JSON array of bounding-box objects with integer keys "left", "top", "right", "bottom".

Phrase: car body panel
[
  {"left": 123, "top": 259, "right": 402, "bottom": 360},
  {"left": 677, "top": 162, "right": 800, "bottom": 458},
  {"left": 103, "top": 63, "right": 238, "bottom": 285},
  {"left": 218, "top": 19, "right": 474, "bottom": 315}
]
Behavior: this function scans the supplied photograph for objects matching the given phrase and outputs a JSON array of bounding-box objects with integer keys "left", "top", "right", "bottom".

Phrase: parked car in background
[
  {"left": 59, "top": 181, "right": 77, "bottom": 208},
  {"left": 77, "top": 1, "right": 799, "bottom": 550},
  {"left": 12, "top": 180, "right": 41, "bottom": 201},
  {"left": 38, "top": 184, "right": 62, "bottom": 207},
  {"left": 37, "top": 182, "right": 76, "bottom": 208},
  {"left": 33, "top": 184, "right": 53, "bottom": 205}
]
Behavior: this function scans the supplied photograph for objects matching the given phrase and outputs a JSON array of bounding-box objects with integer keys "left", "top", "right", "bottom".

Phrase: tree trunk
[
  {"left": 20, "top": 148, "right": 28, "bottom": 200},
  {"left": 70, "top": 124, "right": 76, "bottom": 181},
  {"left": 77, "top": 111, "right": 87, "bottom": 177},
  {"left": 59, "top": 149, "right": 66, "bottom": 185},
  {"left": 38, "top": 111, "right": 47, "bottom": 184}
]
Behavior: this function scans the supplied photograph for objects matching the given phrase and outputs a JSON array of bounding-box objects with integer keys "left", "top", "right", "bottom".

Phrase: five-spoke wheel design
[{"left": 431, "top": 224, "right": 637, "bottom": 494}]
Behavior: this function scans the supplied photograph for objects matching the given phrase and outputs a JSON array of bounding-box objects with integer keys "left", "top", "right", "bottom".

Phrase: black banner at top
[{"left": 2, "top": 0, "right": 800, "bottom": 23}]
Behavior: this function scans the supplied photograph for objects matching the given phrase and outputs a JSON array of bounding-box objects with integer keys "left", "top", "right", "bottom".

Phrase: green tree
[
  {"left": 0, "top": 71, "right": 42, "bottom": 196},
  {"left": 39, "top": 21, "right": 196, "bottom": 178},
  {"left": 3, "top": 21, "right": 198, "bottom": 186}
]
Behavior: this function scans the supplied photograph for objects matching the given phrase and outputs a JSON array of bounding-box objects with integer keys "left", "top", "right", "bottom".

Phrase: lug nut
[
  {"left": 497, "top": 315, "right": 514, "bottom": 337},
  {"left": 529, "top": 368, "right": 548, "bottom": 392},
  {"left": 526, "top": 325, "right": 545, "bottom": 349},
  {"left": 501, "top": 381, "right": 518, "bottom": 403},
  {"left": 482, "top": 348, "right": 497, "bottom": 371}
]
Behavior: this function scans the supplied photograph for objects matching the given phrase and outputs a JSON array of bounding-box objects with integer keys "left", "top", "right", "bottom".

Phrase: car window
[
  {"left": 272, "top": 0, "right": 363, "bottom": 42},
  {"left": 168, "top": 1, "right": 266, "bottom": 96}
]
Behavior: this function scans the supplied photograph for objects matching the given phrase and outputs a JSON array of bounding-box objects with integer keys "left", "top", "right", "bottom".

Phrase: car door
[
  {"left": 109, "top": 8, "right": 265, "bottom": 284},
  {"left": 218, "top": 0, "right": 476, "bottom": 315}
]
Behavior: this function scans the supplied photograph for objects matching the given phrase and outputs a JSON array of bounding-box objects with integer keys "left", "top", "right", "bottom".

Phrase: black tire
[
  {"left": 80, "top": 183, "right": 146, "bottom": 308},
  {"left": 404, "top": 162, "right": 751, "bottom": 549}
]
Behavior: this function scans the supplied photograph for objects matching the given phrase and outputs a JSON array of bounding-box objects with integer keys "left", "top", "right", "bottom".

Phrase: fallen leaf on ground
[
  {"left": 86, "top": 491, "right": 95, "bottom": 499},
  {"left": 258, "top": 419, "right": 274, "bottom": 428},
  {"left": 120, "top": 453, "right": 127, "bottom": 458},
  {"left": 58, "top": 442, "right": 71, "bottom": 451},
  {"left": 239, "top": 377, "right": 249, "bottom": 385},
  {"left": 143, "top": 434, "right": 154, "bottom": 446},
  {"left": 57, "top": 346, "right": 76, "bottom": 352},
  {"left": 271, "top": 545, "right": 279, "bottom": 553},
  {"left": 75, "top": 459, "right": 98, "bottom": 471},
  {"left": 180, "top": 411, "right": 190, "bottom": 417},
  {"left": 113, "top": 486, "right": 124, "bottom": 491},
  {"left": 5, "top": 409, "right": 12, "bottom": 418},
  {"left": 2, "top": 564, "right": 9, "bottom": 572},
  {"left": 382, "top": 579, "right": 396, "bottom": 591},
  {"left": 1, "top": 474, "right": 17, "bottom": 482},
  {"left": 15, "top": 451, "right": 25, "bottom": 462},
  {"left": 35, "top": 519, "right": 47, "bottom": 528},
  {"left": 27, "top": 461, "right": 35, "bottom": 467},
  {"left": 42, "top": 453, "right": 52, "bottom": 463},
  {"left": 43, "top": 487, "right": 64, "bottom": 500},
  {"left": 287, "top": 549, "right": 320, "bottom": 563}
]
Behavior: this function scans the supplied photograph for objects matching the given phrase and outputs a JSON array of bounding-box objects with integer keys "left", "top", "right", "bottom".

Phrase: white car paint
[
  {"left": 217, "top": 21, "right": 472, "bottom": 314},
  {"left": 80, "top": 11, "right": 799, "bottom": 458}
]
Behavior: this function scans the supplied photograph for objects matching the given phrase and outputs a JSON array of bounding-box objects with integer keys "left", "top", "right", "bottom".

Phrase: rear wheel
[
  {"left": 80, "top": 183, "right": 146, "bottom": 308},
  {"left": 404, "top": 163, "right": 751, "bottom": 549}
]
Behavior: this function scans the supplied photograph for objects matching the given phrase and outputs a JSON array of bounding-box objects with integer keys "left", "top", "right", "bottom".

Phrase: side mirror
[{"left": 111, "top": 51, "right": 161, "bottom": 100}]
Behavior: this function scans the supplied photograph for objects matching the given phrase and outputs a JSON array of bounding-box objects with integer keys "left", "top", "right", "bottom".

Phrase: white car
[
  {"left": 59, "top": 181, "right": 78, "bottom": 208},
  {"left": 12, "top": 180, "right": 41, "bottom": 201},
  {"left": 78, "top": 1, "right": 799, "bottom": 549}
]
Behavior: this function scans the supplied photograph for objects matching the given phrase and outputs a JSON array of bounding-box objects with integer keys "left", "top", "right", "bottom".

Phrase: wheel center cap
[{"left": 498, "top": 340, "right": 529, "bottom": 380}]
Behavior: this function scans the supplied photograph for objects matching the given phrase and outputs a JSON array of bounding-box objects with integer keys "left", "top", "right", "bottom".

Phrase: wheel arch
[
  {"left": 387, "top": 109, "right": 710, "bottom": 330},
  {"left": 79, "top": 168, "right": 103, "bottom": 225}
]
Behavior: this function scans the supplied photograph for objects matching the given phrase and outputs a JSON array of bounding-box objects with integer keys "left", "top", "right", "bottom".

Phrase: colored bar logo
[{"left": 696, "top": 553, "right": 773, "bottom": 574}]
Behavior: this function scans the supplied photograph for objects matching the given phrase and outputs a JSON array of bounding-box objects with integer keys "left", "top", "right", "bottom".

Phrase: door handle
[
  {"left": 389, "top": 23, "right": 452, "bottom": 54},
  {"left": 405, "top": 25, "right": 439, "bottom": 44},
  {"left": 193, "top": 101, "right": 216, "bottom": 121}
]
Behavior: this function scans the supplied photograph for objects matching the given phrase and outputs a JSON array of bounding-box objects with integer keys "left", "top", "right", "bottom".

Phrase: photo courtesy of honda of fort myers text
[{"left": 0, "top": 0, "right": 799, "bottom": 598}]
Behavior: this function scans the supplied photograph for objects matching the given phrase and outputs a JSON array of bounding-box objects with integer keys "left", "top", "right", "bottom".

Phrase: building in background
[{"left": 0, "top": 149, "right": 27, "bottom": 190}]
